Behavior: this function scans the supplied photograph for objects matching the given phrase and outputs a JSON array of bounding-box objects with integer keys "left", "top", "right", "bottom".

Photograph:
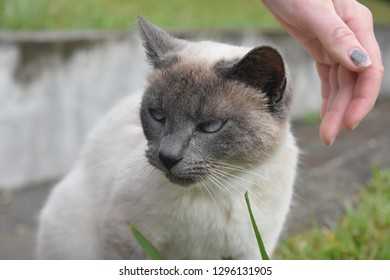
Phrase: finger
[
  {"left": 343, "top": 33, "right": 383, "bottom": 131},
  {"left": 334, "top": 2, "right": 384, "bottom": 130},
  {"left": 316, "top": 62, "right": 331, "bottom": 119},
  {"left": 343, "top": 66, "right": 383, "bottom": 130},
  {"left": 325, "top": 64, "right": 340, "bottom": 114},
  {"left": 320, "top": 64, "right": 340, "bottom": 145},
  {"left": 320, "top": 65, "right": 356, "bottom": 145}
]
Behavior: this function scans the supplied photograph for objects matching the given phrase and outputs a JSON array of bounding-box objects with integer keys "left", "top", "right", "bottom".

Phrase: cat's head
[{"left": 138, "top": 16, "right": 292, "bottom": 186}]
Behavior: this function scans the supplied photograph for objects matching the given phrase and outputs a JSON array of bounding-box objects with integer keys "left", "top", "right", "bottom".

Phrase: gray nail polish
[{"left": 350, "top": 49, "right": 371, "bottom": 67}]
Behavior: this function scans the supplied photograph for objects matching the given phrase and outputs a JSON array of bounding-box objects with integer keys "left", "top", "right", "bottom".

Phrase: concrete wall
[{"left": 1, "top": 27, "right": 389, "bottom": 189}]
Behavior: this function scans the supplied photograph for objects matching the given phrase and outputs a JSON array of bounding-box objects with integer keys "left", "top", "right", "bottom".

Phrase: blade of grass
[
  {"left": 128, "top": 223, "right": 165, "bottom": 260},
  {"left": 245, "top": 191, "right": 270, "bottom": 260}
]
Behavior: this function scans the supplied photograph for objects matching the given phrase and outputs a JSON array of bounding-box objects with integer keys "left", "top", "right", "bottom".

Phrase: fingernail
[
  {"left": 328, "top": 136, "right": 335, "bottom": 146},
  {"left": 351, "top": 122, "right": 360, "bottom": 131},
  {"left": 350, "top": 48, "right": 372, "bottom": 67}
]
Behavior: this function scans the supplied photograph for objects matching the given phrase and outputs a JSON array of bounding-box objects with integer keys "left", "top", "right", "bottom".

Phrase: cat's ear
[
  {"left": 218, "top": 46, "right": 287, "bottom": 105},
  {"left": 137, "top": 15, "right": 183, "bottom": 68}
]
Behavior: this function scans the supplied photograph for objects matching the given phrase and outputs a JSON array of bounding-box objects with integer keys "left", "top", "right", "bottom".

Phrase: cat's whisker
[
  {"left": 207, "top": 173, "right": 237, "bottom": 203},
  {"left": 211, "top": 161, "right": 285, "bottom": 192},
  {"left": 211, "top": 168, "right": 265, "bottom": 208},
  {"left": 115, "top": 162, "right": 151, "bottom": 183},
  {"left": 212, "top": 162, "right": 270, "bottom": 189},
  {"left": 205, "top": 174, "right": 229, "bottom": 201},
  {"left": 212, "top": 161, "right": 270, "bottom": 180},
  {"left": 190, "top": 146, "right": 278, "bottom": 201},
  {"left": 208, "top": 171, "right": 243, "bottom": 204},
  {"left": 113, "top": 152, "right": 154, "bottom": 181},
  {"left": 291, "top": 190, "right": 305, "bottom": 202},
  {"left": 205, "top": 175, "right": 225, "bottom": 201},
  {"left": 188, "top": 146, "right": 277, "bottom": 204},
  {"left": 213, "top": 168, "right": 270, "bottom": 207},
  {"left": 193, "top": 176, "right": 207, "bottom": 199},
  {"left": 82, "top": 157, "right": 124, "bottom": 171},
  {"left": 198, "top": 176, "right": 222, "bottom": 215},
  {"left": 187, "top": 150, "right": 243, "bottom": 202},
  {"left": 82, "top": 146, "right": 146, "bottom": 171},
  {"left": 147, "top": 166, "right": 158, "bottom": 179},
  {"left": 210, "top": 145, "right": 297, "bottom": 171},
  {"left": 122, "top": 156, "right": 148, "bottom": 167},
  {"left": 126, "top": 161, "right": 151, "bottom": 177}
]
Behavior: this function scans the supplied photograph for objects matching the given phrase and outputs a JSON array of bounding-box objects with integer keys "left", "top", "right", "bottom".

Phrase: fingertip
[
  {"left": 343, "top": 95, "right": 377, "bottom": 131},
  {"left": 349, "top": 48, "right": 372, "bottom": 68},
  {"left": 320, "top": 128, "right": 336, "bottom": 146},
  {"left": 319, "top": 120, "right": 336, "bottom": 146},
  {"left": 337, "top": 46, "right": 372, "bottom": 73},
  {"left": 343, "top": 119, "right": 359, "bottom": 132},
  {"left": 344, "top": 112, "right": 361, "bottom": 131},
  {"left": 320, "top": 112, "right": 344, "bottom": 146}
]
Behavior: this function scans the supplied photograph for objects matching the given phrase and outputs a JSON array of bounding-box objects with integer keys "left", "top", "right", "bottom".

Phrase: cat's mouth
[
  {"left": 146, "top": 151, "right": 208, "bottom": 187},
  {"left": 165, "top": 173, "right": 197, "bottom": 187}
]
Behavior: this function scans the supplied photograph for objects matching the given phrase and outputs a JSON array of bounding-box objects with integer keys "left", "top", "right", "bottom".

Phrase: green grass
[
  {"left": 302, "top": 111, "right": 321, "bottom": 125},
  {"left": 245, "top": 191, "right": 270, "bottom": 260},
  {"left": 275, "top": 168, "right": 390, "bottom": 260},
  {"left": 1, "top": 0, "right": 389, "bottom": 31},
  {"left": 0, "top": 0, "right": 277, "bottom": 31},
  {"left": 128, "top": 223, "right": 165, "bottom": 260}
]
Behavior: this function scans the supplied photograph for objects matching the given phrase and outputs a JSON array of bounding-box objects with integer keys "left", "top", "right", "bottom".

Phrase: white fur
[
  {"left": 37, "top": 41, "right": 298, "bottom": 259},
  {"left": 183, "top": 40, "right": 251, "bottom": 62}
]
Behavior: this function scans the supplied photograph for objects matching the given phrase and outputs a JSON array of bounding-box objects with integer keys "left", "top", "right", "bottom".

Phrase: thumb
[{"left": 309, "top": 13, "right": 372, "bottom": 71}]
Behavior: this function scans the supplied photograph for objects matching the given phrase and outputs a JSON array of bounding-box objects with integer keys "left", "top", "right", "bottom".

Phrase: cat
[{"left": 37, "top": 15, "right": 298, "bottom": 260}]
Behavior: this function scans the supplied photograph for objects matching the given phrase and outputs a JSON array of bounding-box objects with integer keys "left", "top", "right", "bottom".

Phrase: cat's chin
[{"left": 165, "top": 173, "right": 197, "bottom": 187}]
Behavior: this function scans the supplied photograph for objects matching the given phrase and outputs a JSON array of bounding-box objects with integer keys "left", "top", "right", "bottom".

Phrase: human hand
[{"left": 262, "top": 0, "right": 384, "bottom": 145}]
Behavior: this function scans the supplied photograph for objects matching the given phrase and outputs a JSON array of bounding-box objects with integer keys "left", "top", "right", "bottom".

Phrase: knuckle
[
  {"left": 342, "top": 1, "right": 373, "bottom": 22},
  {"left": 328, "top": 26, "right": 354, "bottom": 44},
  {"left": 359, "top": 5, "right": 373, "bottom": 21},
  {"left": 378, "top": 64, "right": 385, "bottom": 79}
]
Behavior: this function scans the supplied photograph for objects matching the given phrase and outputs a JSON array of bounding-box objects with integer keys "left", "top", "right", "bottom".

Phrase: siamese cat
[{"left": 37, "top": 16, "right": 298, "bottom": 259}]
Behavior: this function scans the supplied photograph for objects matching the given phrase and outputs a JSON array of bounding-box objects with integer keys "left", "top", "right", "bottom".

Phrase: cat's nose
[{"left": 159, "top": 151, "right": 182, "bottom": 170}]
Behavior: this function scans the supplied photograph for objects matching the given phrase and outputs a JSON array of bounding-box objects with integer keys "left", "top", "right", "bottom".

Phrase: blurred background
[{"left": 0, "top": 0, "right": 389, "bottom": 259}]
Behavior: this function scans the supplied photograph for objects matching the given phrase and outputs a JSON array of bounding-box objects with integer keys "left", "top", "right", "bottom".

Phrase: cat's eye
[
  {"left": 149, "top": 108, "right": 166, "bottom": 122},
  {"left": 198, "top": 120, "right": 226, "bottom": 133}
]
